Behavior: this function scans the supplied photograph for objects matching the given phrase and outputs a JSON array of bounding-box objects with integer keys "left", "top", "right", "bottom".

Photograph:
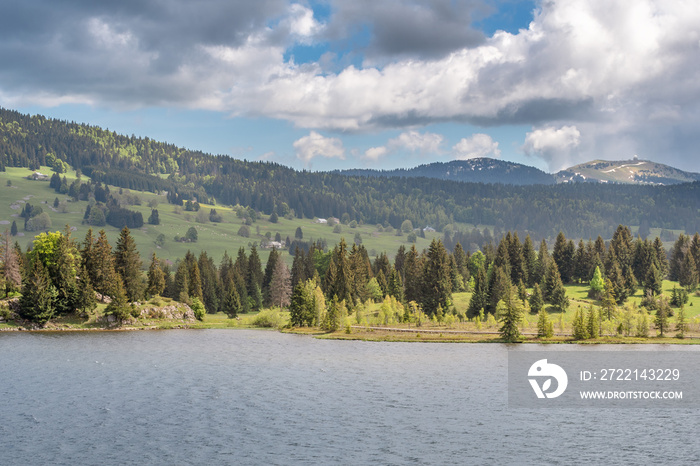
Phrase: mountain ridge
[{"left": 340, "top": 157, "right": 700, "bottom": 186}]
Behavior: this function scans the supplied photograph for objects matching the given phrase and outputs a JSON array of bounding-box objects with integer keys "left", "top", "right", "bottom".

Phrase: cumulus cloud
[
  {"left": 452, "top": 134, "right": 501, "bottom": 160},
  {"left": 293, "top": 131, "right": 345, "bottom": 166},
  {"left": 363, "top": 146, "right": 389, "bottom": 161},
  {"left": 363, "top": 130, "right": 444, "bottom": 162},
  {"left": 522, "top": 126, "right": 581, "bottom": 172}
]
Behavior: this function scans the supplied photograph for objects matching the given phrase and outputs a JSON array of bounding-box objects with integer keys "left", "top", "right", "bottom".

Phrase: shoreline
[{"left": 2, "top": 320, "right": 699, "bottom": 344}]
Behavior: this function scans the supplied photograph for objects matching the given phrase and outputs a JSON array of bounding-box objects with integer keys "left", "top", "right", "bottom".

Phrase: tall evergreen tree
[
  {"left": 198, "top": 251, "right": 221, "bottom": 314},
  {"left": 1, "top": 230, "right": 21, "bottom": 295},
  {"left": 146, "top": 253, "right": 166, "bottom": 297},
  {"left": 222, "top": 285, "right": 241, "bottom": 318},
  {"left": 498, "top": 286, "right": 522, "bottom": 343},
  {"left": 261, "top": 248, "right": 279, "bottom": 307},
  {"left": 247, "top": 245, "right": 263, "bottom": 294},
  {"left": 467, "top": 264, "right": 487, "bottom": 318},
  {"left": 185, "top": 251, "right": 203, "bottom": 300},
  {"left": 420, "top": 239, "right": 452, "bottom": 317},
  {"left": 19, "top": 258, "right": 57, "bottom": 325},
  {"left": 403, "top": 244, "right": 422, "bottom": 304},
  {"left": 174, "top": 261, "right": 190, "bottom": 303},
  {"left": 529, "top": 283, "right": 544, "bottom": 314},
  {"left": 522, "top": 234, "right": 537, "bottom": 287},
  {"left": 113, "top": 226, "right": 144, "bottom": 301},
  {"left": 679, "top": 251, "right": 699, "bottom": 291}
]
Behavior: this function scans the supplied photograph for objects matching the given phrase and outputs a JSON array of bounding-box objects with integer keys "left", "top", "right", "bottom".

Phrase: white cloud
[
  {"left": 452, "top": 134, "right": 501, "bottom": 160},
  {"left": 293, "top": 131, "right": 345, "bottom": 166},
  {"left": 522, "top": 126, "right": 581, "bottom": 171},
  {"left": 363, "top": 146, "right": 388, "bottom": 161},
  {"left": 388, "top": 130, "right": 444, "bottom": 154}
]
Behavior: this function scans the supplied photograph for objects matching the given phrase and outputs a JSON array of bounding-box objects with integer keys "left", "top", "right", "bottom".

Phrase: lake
[{"left": 1, "top": 330, "right": 699, "bottom": 465}]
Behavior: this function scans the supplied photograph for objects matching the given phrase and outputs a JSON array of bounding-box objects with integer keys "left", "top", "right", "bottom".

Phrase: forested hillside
[{"left": 2, "top": 107, "right": 700, "bottom": 239}]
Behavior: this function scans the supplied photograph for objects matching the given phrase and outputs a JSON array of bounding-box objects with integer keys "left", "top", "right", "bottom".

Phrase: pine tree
[
  {"left": 403, "top": 244, "right": 422, "bottom": 304},
  {"left": 655, "top": 298, "right": 670, "bottom": 337},
  {"left": 529, "top": 283, "right": 544, "bottom": 314},
  {"left": 330, "top": 239, "right": 353, "bottom": 305},
  {"left": 586, "top": 305, "right": 598, "bottom": 338},
  {"left": 10, "top": 220, "right": 17, "bottom": 237},
  {"left": 420, "top": 239, "right": 452, "bottom": 317},
  {"left": 247, "top": 245, "right": 263, "bottom": 294},
  {"left": 552, "top": 232, "right": 573, "bottom": 283},
  {"left": 261, "top": 248, "right": 279, "bottom": 307},
  {"left": 643, "top": 262, "right": 662, "bottom": 297},
  {"left": 291, "top": 247, "right": 307, "bottom": 288},
  {"left": 198, "top": 252, "right": 220, "bottom": 313},
  {"left": 387, "top": 267, "right": 404, "bottom": 302},
  {"left": 222, "top": 285, "right": 241, "bottom": 318},
  {"left": 1, "top": 230, "right": 21, "bottom": 295},
  {"left": 572, "top": 307, "right": 589, "bottom": 340},
  {"left": 669, "top": 234, "right": 689, "bottom": 281},
  {"left": 498, "top": 287, "right": 522, "bottom": 343},
  {"left": 600, "top": 278, "right": 617, "bottom": 321},
  {"left": 537, "top": 307, "right": 553, "bottom": 338},
  {"left": 146, "top": 253, "right": 165, "bottom": 297},
  {"left": 185, "top": 251, "right": 203, "bottom": 300},
  {"left": 675, "top": 305, "right": 688, "bottom": 339},
  {"left": 19, "top": 258, "right": 57, "bottom": 325},
  {"left": 522, "top": 234, "right": 537, "bottom": 287},
  {"left": 174, "top": 261, "right": 190, "bottom": 303},
  {"left": 467, "top": 264, "right": 487, "bottom": 318},
  {"left": 104, "top": 278, "right": 131, "bottom": 324},
  {"left": 589, "top": 266, "right": 605, "bottom": 299},
  {"left": 114, "top": 227, "right": 144, "bottom": 302},
  {"left": 534, "top": 239, "right": 550, "bottom": 286},
  {"left": 75, "top": 265, "right": 97, "bottom": 317},
  {"left": 88, "top": 230, "right": 120, "bottom": 298},
  {"left": 487, "top": 265, "right": 511, "bottom": 313},
  {"left": 679, "top": 251, "right": 698, "bottom": 291}
]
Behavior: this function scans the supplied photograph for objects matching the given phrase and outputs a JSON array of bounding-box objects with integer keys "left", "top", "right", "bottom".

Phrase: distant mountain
[
  {"left": 339, "top": 158, "right": 557, "bottom": 185},
  {"left": 556, "top": 159, "right": 700, "bottom": 185}
]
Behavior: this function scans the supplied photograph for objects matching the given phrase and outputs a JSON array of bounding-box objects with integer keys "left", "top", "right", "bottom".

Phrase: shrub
[
  {"left": 252, "top": 309, "right": 284, "bottom": 328},
  {"left": 190, "top": 298, "right": 206, "bottom": 321}
]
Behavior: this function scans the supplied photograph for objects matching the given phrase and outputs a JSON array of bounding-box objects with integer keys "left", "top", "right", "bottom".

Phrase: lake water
[{"left": 1, "top": 330, "right": 699, "bottom": 465}]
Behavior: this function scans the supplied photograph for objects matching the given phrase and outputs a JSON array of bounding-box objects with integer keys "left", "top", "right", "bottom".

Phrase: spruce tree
[
  {"left": 247, "top": 245, "right": 263, "bottom": 294},
  {"left": 403, "top": 244, "right": 422, "bottom": 304},
  {"left": 675, "top": 305, "right": 688, "bottom": 339},
  {"left": 522, "top": 234, "right": 537, "bottom": 287},
  {"left": 586, "top": 305, "right": 598, "bottom": 338},
  {"left": 536, "top": 307, "right": 553, "bottom": 338},
  {"left": 114, "top": 227, "right": 144, "bottom": 302},
  {"left": 420, "top": 239, "right": 452, "bottom": 317},
  {"left": 601, "top": 278, "right": 617, "bottom": 321},
  {"left": 529, "top": 283, "right": 544, "bottom": 314},
  {"left": 185, "top": 251, "right": 203, "bottom": 300},
  {"left": 10, "top": 220, "right": 17, "bottom": 237},
  {"left": 1, "top": 230, "right": 21, "bottom": 295},
  {"left": 174, "top": 261, "right": 190, "bottom": 303},
  {"left": 261, "top": 248, "right": 279, "bottom": 307},
  {"left": 19, "top": 258, "right": 57, "bottom": 325},
  {"left": 498, "top": 287, "right": 522, "bottom": 343},
  {"left": 147, "top": 253, "right": 166, "bottom": 297},
  {"left": 222, "top": 285, "right": 241, "bottom": 318},
  {"left": 655, "top": 298, "right": 670, "bottom": 337},
  {"left": 198, "top": 252, "right": 220, "bottom": 313},
  {"left": 589, "top": 266, "right": 605, "bottom": 299},
  {"left": 643, "top": 262, "right": 662, "bottom": 297},
  {"left": 89, "top": 230, "right": 120, "bottom": 298},
  {"left": 104, "top": 278, "right": 131, "bottom": 324},
  {"left": 467, "top": 264, "right": 487, "bottom": 318},
  {"left": 572, "top": 307, "right": 589, "bottom": 340},
  {"left": 679, "top": 251, "right": 698, "bottom": 291}
]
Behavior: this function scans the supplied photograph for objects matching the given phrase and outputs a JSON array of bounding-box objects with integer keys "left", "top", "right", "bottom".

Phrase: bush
[
  {"left": 238, "top": 225, "right": 250, "bottom": 238},
  {"left": 190, "top": 298, "right": 205, "bottom": 321},
  {"left": 252, "top": 309, "right": 285, "bottom": 328}
]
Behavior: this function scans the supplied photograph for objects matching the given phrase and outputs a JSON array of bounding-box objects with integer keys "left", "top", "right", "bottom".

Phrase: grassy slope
[{"left": 0, "top": 166, "right": 444, "bottom": 267}]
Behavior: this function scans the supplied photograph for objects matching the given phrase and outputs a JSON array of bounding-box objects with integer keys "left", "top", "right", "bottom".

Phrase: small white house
[
  {"left": 30, "top": 171, "right": 49, "bottom": 181},
  {"left": 315, "top": 218, "right": 328, "bottom": 224},
  {"left": 424, "top": 226, "right": 436, "bottom": 232}
]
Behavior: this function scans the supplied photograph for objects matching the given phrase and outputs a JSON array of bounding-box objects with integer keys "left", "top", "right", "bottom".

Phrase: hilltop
[{"left": 556, "top": 159, "right": 700, "bottom": 185}]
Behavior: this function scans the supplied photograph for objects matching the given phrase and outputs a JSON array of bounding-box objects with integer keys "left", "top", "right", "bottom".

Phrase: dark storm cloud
[{"left": 324, "top": 0, "right": 488, "bottom": 61}]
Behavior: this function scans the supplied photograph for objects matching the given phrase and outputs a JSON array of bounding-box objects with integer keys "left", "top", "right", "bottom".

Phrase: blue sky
[{"left": 2, "top": 1, "right": 699, "bottom": 173}]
